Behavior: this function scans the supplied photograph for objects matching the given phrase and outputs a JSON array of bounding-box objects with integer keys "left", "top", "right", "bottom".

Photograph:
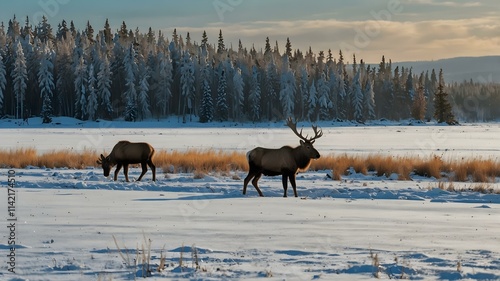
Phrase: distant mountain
[{"left": 390, "top": 56, "right": 500, "bottom": 83}]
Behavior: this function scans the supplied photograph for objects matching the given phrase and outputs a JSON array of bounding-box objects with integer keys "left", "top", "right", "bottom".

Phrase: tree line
[{"left": 1, "top": 16, "right": 496, "bottom": 124}]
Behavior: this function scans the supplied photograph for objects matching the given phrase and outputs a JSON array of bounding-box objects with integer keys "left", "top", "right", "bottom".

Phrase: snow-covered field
[{"left": 1, "top": 117, "right": 499, "bottom": 280}]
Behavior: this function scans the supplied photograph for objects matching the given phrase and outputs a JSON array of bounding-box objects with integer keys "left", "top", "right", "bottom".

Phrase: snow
[{"left": 0, "top": 117, "right": 499, "bottom": 280}]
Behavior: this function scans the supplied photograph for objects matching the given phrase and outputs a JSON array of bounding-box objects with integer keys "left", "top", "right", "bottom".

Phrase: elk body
[
  {"left": 243, "top": 118, "right": 323, "bottom": 197},
  {"left": 97, "top": 141, "right": 156, "bottom": 182}
]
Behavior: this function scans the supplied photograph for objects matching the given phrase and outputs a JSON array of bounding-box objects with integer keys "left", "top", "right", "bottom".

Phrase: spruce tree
[
  {"left": 97, "top": 55, "right": 113, "bottom": 118},
  {"left": 215, "top": 68, "right": 228, "bottom": 121},
  {"left": 38, "top": 44, "right": 54, "bottom": 123},
  {"left": 433, "top": 69, "right": 457, "bottom": 124},
  {"left": 199, "top": 60, "right": 213, "bottom": 123},
  {"left": 0, "top": 52, "right": 6, "bottom": 114},
  {"left": 86, "top": 63, "right": 98, "bottom": 120},
  {"left": 249, "top": 65, "right": 261, "bottom": 121},
  {"left": 12, "top": 40, "right": 28, "bottom": 119}
]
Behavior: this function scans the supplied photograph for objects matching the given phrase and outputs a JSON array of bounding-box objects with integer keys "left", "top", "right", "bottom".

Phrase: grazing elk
[
  {"left": 243, "top": 117, "right": 323, "bottom": 197},
  {"left": 97, "top": 141, "right": 156, "bottom": 182}
]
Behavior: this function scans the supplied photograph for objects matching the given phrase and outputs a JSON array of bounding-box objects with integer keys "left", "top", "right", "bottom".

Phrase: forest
[{"left": 0, "top": 15, "right": 499, "bottom": 124}]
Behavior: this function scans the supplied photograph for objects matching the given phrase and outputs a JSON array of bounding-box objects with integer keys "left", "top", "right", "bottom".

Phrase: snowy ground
[{"left": 0, "top": 117, "right": 499, "bottom": 280}]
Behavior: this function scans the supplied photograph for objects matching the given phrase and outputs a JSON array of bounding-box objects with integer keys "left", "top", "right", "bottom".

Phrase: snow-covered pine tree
[
  {"left": 0, "top": 52, "right": 6, "bottom": 114},
  {"left": 264, "top": 58, "right": 279, "bottom": 119},
  {"left": 73, "top": 55, "right": 87, "bottom": 120},
  {"left": 307, "top": 80, "right": 318, "bottom": 122},
  {"left": 97, "top": 54, "right": 112, "bottom": 118},
  {"left": 123, "top": 43, "right": 138, "bottom": 121},
  {"left": 215, "top": 67, "right": 228, "bottom": 122},
  {"left": 199, "top": 59, "right": 213, "bottom": 123},
  {"left": 317, "top": 72, "right": 332, "bottom": 120},
  {"left": 86, "top": 63, "right": 98, "bottom": 121},
  {"left": 154, "top": 51, "right": 172, "bottom": 118},
  {"left": 232, "top": 67, "right": 244, "bottom": 121},
  {"left": 364, "top": 73, "right": 376, "bottom": 121},
  {"left": 180, "top": 50, "right": 195, "bottom": 122},
  {"left": 298, "top": 66, "right": 309, "bottom": 120},
  {"left": 12, "top": 40, "right": 28, "bottom": 119},
  {"left": 137, "top": 66, "right": 151, "bottom": 120},
  {"left": 279, "top": 55, "right": 295, "bottom": 119},
  {"left": 352, "top": 71, "right": 364, "bottom": 122},
  {"left": 249, "top": 65, "right": 261, "bottom": 121},
  {"left": 55, "top": 33, "right": 75, "bottom": 117},
  {"left": 38, "top": 44, "right": 55, "bottom": 123}
]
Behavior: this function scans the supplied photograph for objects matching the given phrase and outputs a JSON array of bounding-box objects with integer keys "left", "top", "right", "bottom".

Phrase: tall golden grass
[{"left": 1, "top": 148, "right": 500, "bottom": 184}]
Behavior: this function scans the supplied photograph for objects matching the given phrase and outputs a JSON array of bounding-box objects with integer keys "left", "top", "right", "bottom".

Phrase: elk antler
[
  {"left": 96, "top": 154, "right": 105, "bottom": 164},
  {"left": 285, "top": 117, "right": 323, "bottom": 142}
]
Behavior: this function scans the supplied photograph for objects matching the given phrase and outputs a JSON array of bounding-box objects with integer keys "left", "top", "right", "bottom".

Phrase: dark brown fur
[
  {"left": 97, "top": 141, "right": 156, "bottom": 182},
  {"left": 243, "top": 118, "right": 322, "bottom": 197}
]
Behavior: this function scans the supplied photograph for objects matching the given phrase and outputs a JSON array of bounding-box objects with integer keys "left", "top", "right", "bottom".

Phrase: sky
[{"left": 0, "top": 0, "right": 499, "bottom": 63}]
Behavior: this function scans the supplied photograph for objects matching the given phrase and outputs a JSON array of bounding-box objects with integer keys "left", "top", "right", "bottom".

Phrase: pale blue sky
[{"left": 1, "top": 0, "right": 498, "bottom": 62}]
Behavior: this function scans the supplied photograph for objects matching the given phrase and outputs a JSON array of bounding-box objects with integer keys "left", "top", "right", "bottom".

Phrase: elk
[
  {"left": 243, "top": 117, "right": 323, "bottom": 197},
  {"left": 97, "top": 141, "right": 156, "bottom": 182}
]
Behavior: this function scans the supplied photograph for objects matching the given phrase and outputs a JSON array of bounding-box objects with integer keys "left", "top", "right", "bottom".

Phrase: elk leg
[
  {"left": 137, "top": 162, "right": 147, "bottom": 181},
  {"left": 289, "top": 174, "right": 298, "bottom": 198},
  {"left": 114, "top": 163, "right": 123, "bottom": 181},
  {"left": 243, "top": 172, "right": 254, "bottom": 195},
  {"left": 251, "top": 173, "right": 264, "bottom": 197},
  {"left": 282, "top": 174, "right": 288, "bottom": 197},
  {"left": 147, "top": 159, "right": 156, "bottom": 181},
  {"left": 123, "top": 164, "right": 130, "bottom": 182}
]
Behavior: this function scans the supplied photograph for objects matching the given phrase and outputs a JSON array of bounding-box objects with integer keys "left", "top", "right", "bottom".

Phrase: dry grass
[
  {"left": 2, "top": 148, "right": 500, "bottom": 185},
  {"left": 155, "top": 149, "right": 247, "bottom": 174}
]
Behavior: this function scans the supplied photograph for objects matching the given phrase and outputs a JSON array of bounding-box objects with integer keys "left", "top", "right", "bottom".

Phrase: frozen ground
[{"left": 0, "top": 117, "right": 499, "bottom": 280}]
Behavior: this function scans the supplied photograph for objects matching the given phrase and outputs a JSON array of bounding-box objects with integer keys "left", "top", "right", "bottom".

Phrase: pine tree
[
  {"left": 249, "top": 65, "right": 261, "bottom": 121},
  {"left": 308, "top": 80, "right": 318, "bottom": 121},
  {"left": 38, "top": 44, "right": 55, "bottom": 123},
  {"left": 199, "top": 60, "right": 213, "bottom": 123},
  {"left": 298, "top": 66, "right": 309, "bottom": 120},
  {"left": 215, "top": 67, "right": 228, "bottom": 121},
  {"left": 12, "top": 40, "right": 27, "bottom": 119},
  {"left": 137, "top": 67, "right": 151, "bottom": 120},
  {"left": 285, "top": 37, "right": 292, "bottom": 58},
  {"left": 97, "top": 55, "right": 113, "bottom": 118},
  {"left": 279, "top": 55, "right": 295, "bottom": 118},
  {"left": 352, "top": 71, "right": 364, "bottom": 122},
  {"left": 217, "top": 29, "right": 225, "bottom": 54},
  {"left": 264, "top": 58, "right": 279, "bottom": 119},
  {"left": 180, "top": 51, "right": 195, "bottom": 122},
  {"left": 232, "top": 67, "right": 244, "bottom": 121},
  {"left": 433, "top": 69, "right": 457, "bottom": 124},
  {"left": 123, "top": 44, "right": 138, "bottom": 121},
  {"left": 364, "top": 72, "right": 376, "bottom": 120},
  {"left": 317, "top": 72, "right": 332, "bottom": 120},
  {"left": 73, "top": 55, "right": 87, "bottom": 120},
  {"left": 0, "top": 52, "right": 6, "bottom": 114},
  {"left": 155, "top": 52, "right": 172, "bottom": 117},
  {"left": 87, "top": 63, "right": 98, "bottom": 120},
  {"left": 411, "top": 72, "right": 427, "bottom": 121}
]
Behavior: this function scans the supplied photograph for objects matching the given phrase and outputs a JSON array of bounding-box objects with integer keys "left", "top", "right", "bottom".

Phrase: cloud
[
  {"left": 170, "top": 16, "right": 500, "bottom": 62},
  {"left": 409, "top": 0, "right": 482, "bottom": 7}
]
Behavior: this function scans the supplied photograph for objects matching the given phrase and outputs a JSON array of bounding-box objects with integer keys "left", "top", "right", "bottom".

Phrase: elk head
[
  {"left": 286, "top": 117, "right": 323, "bottom": 159},
  {"left": 96, "top": 154, "right": 113, "bottom": 177}
]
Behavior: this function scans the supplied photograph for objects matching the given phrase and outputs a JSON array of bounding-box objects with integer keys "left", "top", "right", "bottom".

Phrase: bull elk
[
  {"left": 243, "top": 117, "right": 323, "bottom": 197},
  {"left": 97, "top": 141, "right": 156, "bottom": 182}
]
